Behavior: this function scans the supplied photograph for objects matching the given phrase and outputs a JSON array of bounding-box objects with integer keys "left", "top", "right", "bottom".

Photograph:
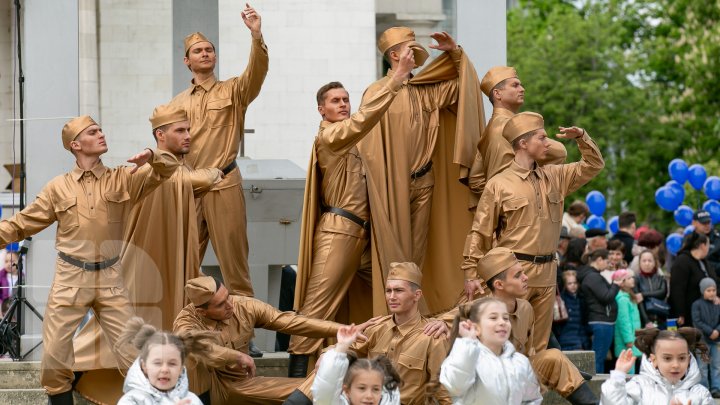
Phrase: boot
[
  {"left": 283, "top": 389, "right": 313, "bottom": 405},
  {"left": 565, "top": 382, "right": 598, "bottom": 405},
  {"left": 248, "top": 340, "right": 264, "bottom": 358},
  {"left": 198, "top": 390, "right": 211, "bottom": 405},
  {"left": 47, "top": 390, "right": 74, "bottom": 405},
  {"left": 71, "top": 371, "right": 84, "bottom": 389},
  {"left": 288, "top": 354, "right": 309, "bottom": 378},
  {"left": 579, "top": 370, "right": 593, "bottom": 381}
]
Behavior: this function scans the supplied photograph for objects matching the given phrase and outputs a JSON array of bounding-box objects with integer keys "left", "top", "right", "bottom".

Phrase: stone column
[{"left": 79, "top": 0, "right": 100, "bottom": 118}]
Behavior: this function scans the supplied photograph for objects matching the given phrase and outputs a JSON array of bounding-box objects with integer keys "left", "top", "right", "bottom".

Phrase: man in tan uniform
[
  {"left": 357, "top": 27, "right": 485, "bottom": 314},
  {"left": 286, "top": 262, "right": 451, "bottom": 405},
  {"left": 289, "top": 50, "right": 416, "bottom": 377},
  {"left": 170, "top": 3, "right": 267, "bottom": 296},
  {"left": 462, "top": 112, "right": 604, "bottom": 354},
  {"left": 175, "top": 276, "right": 372, "bottom": 404},
  {"left": 0, "top": 116, "right": 179, "bottom": 404},
  {"left": 480, "top": 248, "right": 598, "bottom": 405}
]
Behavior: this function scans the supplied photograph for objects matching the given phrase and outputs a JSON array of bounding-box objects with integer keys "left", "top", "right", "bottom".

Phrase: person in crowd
[
  {"left": 563, "top": 201, "right": 590, "bottom": 236},
  {"left": 580, "top": 249, "right": 621, "bottom": 373},
  {"left": 691, "top": 210, "right": 720, "bottom": 275},
  {"left": 557, "top": 227, "right": 572, "bottom": 264},
  {"left": 601, "top": 328, "right": 713, "bottom": 404},
  {"left": 439, "top": 297, "right": 542, "bottom": 405},
  {"left": 586, "top": 228, "right": 609, "bottom": 253},
  {"left": 554, "top": 270, "right": 590, "bottom": 351},
  {"left": 613, "top": 269, "right": 642, "bottom": 374},
  {"left": 670, "top": 232, "right": 718, "bottom": 328},
  {"left": 630, "top": 229, "right": 666, "bottom": 272},
  {"left": 611, "top": 212, "right": 637, "bottom": 264},
  {"left": 0, "top": 250, "right": 21, "bottom": 302},
  {"left": 311, "top": 324, "right": 401, "bottom": 405},
  {"left": 117, "top": 318, "right": 214, "bottom": 405},
  {"left": 560, "top": 237, "right": 588, "bottom": 290},
  {"left": 608, "top": 240, "right": 628, "bottom": 272},
  {"left": 634, "top": 250, "right": 668, "bottom": 329},
  {"left": 691, "top": 277, "right": 720, "bottom": 397}
]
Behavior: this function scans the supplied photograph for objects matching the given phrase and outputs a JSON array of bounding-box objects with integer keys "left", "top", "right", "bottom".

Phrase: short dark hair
[
  {"left": 584, "top": 248, "right": 609, "bottom": 264},
  {"left": 316, "top": 81, "right": 345, "bottom": 105},
  {"left": 618, "top": 212, "right": 637, "bottom": 229},
  {"left": 607, "top": 239, "right": 625, "bottom": 253},
  {"left": 196, "top": 277, "right": 223, "bottom": 309},
  {"left": 151, "top": 123, "right": 170, "bottom": 141},
  {"left": 486, "top": 270, "right": 508, "bottom": 293},
  {"left": 511, "top": 130, "right": 538, "bottom": 151},
  {"left": 568, "top": 201, "right": 590, "bottom": 217},
  {"left": 488, "top": 78, "right": 510, "bottom": 106}
]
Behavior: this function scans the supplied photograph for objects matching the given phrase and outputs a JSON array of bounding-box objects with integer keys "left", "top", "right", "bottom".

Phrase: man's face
[
  {"left": 198, "top": 285, "right": 233, "bottom": 321},
  {"left": 497, "top": 262, "right": 528, "bottom": 298},
  {"left": 524, "top": 129, "right": 550, "bottom": 161},
  {"left": 608, "top": 250, "right": 623, "bottom": 267},
  {"left": 71, "top": 124, "right": 108, "bottom": 156},
  {"left": 318, "top": 88, "right": 350, "bottom": 123},
  {"left": 384, "top": 279, "right": 420, "bottom": 315},
  {"left": 589, "top": 236, "right": 608, "bottom": 251},
  {"left": 157, "top": 121, "right": 191, "bottom": 155},
  {"left": 693, "top": 220, "right": 711, "bottom": 235},
  {"left": 184, "top": 41, "right": 216, "bottom": 73},
  {"left": 494, "top": 77, "right": 525, "bottom": 109}
]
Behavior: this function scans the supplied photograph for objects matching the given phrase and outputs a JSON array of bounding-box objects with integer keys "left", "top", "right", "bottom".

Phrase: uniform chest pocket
[
  {"left": 547, "top": 191, "right": 563, "bottom": 223},
  {"left": 502, "top": 197, "right": 532, "bottom": 229},
  {"left": 207, "top": 98, "right": 233, "bottom": 128},
  {"left": 54, "top": 197, "right": 79, "bottom": 228},
  {"left": 105, "top": 191, "right": 130, "bottom": 223},
  {"left": 397, "top": 353, "right": 426, "bottom": 380}
]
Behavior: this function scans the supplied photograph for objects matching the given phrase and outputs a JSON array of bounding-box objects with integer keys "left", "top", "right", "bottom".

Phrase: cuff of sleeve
[
  {"left": 448, "top": 47, "right": 463, "bottom": 61},
  {"left": 464, "top": 268, "right": 477, "bottom": 280},
  {"left": 386, "top": 78, "right": 403, "bottom": 93},
  {"left": 578, "top": 131, "right": 591, "bottom": 143},
  {"left": 610, "top": 370, "right": 627, "bottom": 381}
]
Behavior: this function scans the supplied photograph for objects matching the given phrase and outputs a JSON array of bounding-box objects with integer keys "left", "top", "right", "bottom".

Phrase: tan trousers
[
  {"left": 41, "top": 284, "right": 135, "bottom": 395},
  {"left": 224, "top": 377, "right": 302, "bottom": 404},
  {"left": 289, "top": 228, "right": 371, "bottom": 355},
  {"left": 531, "top": 348, "right": 585, "bottom": 397},
  {"left": 524, "top": 285, "right": 555, "bottom": 353},
  {"left": 198, "top": 183, "right": 253, "bottom": 296}
]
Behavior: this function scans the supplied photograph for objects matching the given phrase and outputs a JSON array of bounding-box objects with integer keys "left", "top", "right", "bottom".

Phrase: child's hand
[
  {"left": 336, "top": 324, "right": 360, "bottom": 352},
  {"left": 614, "top": 348, "right": 636, "bottom": 374},
  {"left": 669, "top": 398, "right": 690, "bottom": 405},
  {"left": 711, "top": 330, "right": 719, "bottom": 340},
  {"left": 458, "top": 319, "right": 476, "bottom": 338},
  {"left": 174, "top": 400, "right": 191, "bottom": 405}
]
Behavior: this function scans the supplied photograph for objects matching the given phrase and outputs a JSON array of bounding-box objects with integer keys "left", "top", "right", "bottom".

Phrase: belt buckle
[{"left": 533, "top": 256, "right": 543, "bottom": 264}]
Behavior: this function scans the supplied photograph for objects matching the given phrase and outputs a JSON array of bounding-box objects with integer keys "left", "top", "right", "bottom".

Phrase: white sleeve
[
  {"left": 518, "top": 355, "right": 543, "bottom": 405},
  {"left": 311, "top": 349, "right": 350, "bottom": 405},
  {"left": 599, "top": 371, "right": 638, "bottom": 405},
  {"left": 439, "top": 337, "right": 480, "bottom": 397}
]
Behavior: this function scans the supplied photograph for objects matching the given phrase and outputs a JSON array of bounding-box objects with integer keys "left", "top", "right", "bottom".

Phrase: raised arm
[
  {"left": 549, "top": 127, "right": 604, "bottom": 196},
  {"left": 251, "top": 298, "right": 341, "bottom": 338},
  {"left": 0, "top": 187, "right": 57, "bottom": 246},
  {"left": 125, "top": 149, "right": 180, "bottom": 201},
  {"left": 233, "top": 3, "right": 269, "bottom": 107}
]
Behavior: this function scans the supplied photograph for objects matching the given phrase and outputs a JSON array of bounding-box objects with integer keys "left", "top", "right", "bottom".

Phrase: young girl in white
[
  {"left": 601, "top": 327, "right": 714, "bottom": 405},
  {"left": 439, "top": 297, "right": 542, "bottom": 405},
  {"left": 117, "top": 317, "right": 215, "bottom": 405},
  {"left": 311, "top": 324, "right": 401, "bottom": 405}
]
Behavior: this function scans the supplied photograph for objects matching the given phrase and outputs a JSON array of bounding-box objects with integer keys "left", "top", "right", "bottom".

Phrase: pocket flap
[
  {"left": 502, "top": 197, "right": 529, "bottom": 212},
  {"left": 207, "top": 98, "right": 232, "bottom": 110},
  {"left": 397, "top": 353, "right": 425, "bottom": 370},
  {"left": 55, "top": 197, "right": 77, "bottom": 212},
  {"left": 548, "top": 191, "right": 563, "bottom": 204},
  {"left": 105, "top": 191, "right": 131, "bottom": 203}
]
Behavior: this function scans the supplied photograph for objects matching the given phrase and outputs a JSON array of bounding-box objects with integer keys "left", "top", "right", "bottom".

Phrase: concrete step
[
  {"left": 562, "top": 350, "right": 596, "bottom": 376},
  {"left": 542, "top": 374, "right": 608, "bottom": 404}
]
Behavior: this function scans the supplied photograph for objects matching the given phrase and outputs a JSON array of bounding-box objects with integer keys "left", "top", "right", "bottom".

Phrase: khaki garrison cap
[
  {"left": 184, "top": 32, "right": 214, "bottom": 54},
  {"left": 480, "top": 66, "right": 518, "bottom": 97},
  {"left": 377, "top": 27, "right": 429, "bottom": 68},
  {"left": 150, "top": 104, "right": 188, "bottom": 130},
  {"left": 185, "top": 276, "right": 218, "bottom": 306},
  {"left": 61, "top": 116, "right": 98, "bottom": 151},
  {"left": 477, "top": 247, "right": 519, "bottom": 282},
  {"left": 387, "top": 262, "right": 423, "bottom": 287},
  {"left": 502, "top": 112, "right": 544, "bottom": 144}
]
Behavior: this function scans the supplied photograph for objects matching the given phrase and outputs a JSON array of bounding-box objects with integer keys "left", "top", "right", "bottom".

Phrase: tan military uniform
[
  {"left": 173, "top": 295, "right": 340, "bottom": 404},
  {"left": 462, "top": 132, "right": 604, "bottom": 353},
  {"left": 291, "top": 79, "right": 404, "bottom": 357},
  {"left": 0, "top": 151, "right": 178, "bottom": 395},
  {"left": 170, "top": 36, "right": 269, "bottom": 296}
]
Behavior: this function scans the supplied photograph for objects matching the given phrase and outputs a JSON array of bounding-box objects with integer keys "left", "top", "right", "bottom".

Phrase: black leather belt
[
  {"left": 324, "top": 206, "right": 370, "bottom": 231},
  {"left": 58, "top": 252, "right": 119, "bottom": 271},
  {"left": 222, "top": 160, "right": 238, "bottom": 175},
  {"left": 411, "top": 160, "right": 433, "bottom": 180},
  {"left": 514, "top": 253, "right": 555, "bottom": 264}
]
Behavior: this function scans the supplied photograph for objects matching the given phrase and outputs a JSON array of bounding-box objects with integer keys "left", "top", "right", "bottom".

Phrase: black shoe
[
  {"left": 565, "top": 382, "right": 598, "bottom": 405},
  {"left": 288, "top": 354, "right": 309, "bottom": 378},
  {"left": 71, "top": 371, "right": 84, "bottom": 389},
  {"left": 712, "top": 390, "right": 720, "bottom": 399},
  {"left": 198, "top": 390, "right": 212, "bottom": 405},
  {"left": 579, "top": 370, "right": 593, "bottom": 381},
  {"left": 47, "top": 390, "right": 74, "bottom": 405},
  {"left": 282, "top": 389, "right": 312, "bottom": 405},
  {"left": 248, "top": 340, "right": 263, "bottom": 358}
]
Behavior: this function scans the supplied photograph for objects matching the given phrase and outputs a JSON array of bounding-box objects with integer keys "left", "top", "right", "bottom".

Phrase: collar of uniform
[
  {"left": 509, "top": 160, "right": 540, "bottom": 180},
  {"left": 393, "top": 311, "right": 422, "bottom": 336},
  {"left": 492, "top": 107, "right": 515, "bottom": 119},
  {"left": 71, "top": 161, "right": 107, "bottom": 182},
  {"left": 386, "top": 68, "right": 410, "bottom": 85},
  {"left": 507, "top": 298, "right": 520, "bottom": 317},
  {"left": 319, "top": 120, "right": 331, "bottom": 130},
  {"left": 191, "top": 74, "right": 217, "bottom": 93}
]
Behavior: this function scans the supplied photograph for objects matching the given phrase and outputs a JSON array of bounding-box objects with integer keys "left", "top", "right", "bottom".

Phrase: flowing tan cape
[{"left": 358, "top": 52, "right": 486, "bottom": 315}]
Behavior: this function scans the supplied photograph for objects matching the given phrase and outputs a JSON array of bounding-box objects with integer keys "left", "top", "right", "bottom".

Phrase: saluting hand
[
  {"left": 429, "top": 31, "right": 458, "bottom": 51},
  {"left": 392, "top": 48, "right": 415, "bottom": 83},
  {"left": 127, "top": 149, "right": 153, "bottom": 174},
  {"left": 556, "top": 126, "right": 586, "bottom": 140},
  {"left": 242, "top": 3, "right": 262, "bottom": 38}
]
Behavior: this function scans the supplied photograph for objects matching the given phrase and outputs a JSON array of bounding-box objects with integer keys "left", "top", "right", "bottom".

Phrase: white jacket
[
  {"left": 600, "top": 355, "right": 714, "bottom": 405},
  {"left": 439, "top": 337, "right": 542, "bottom": 405},
  {"left": 117, "top": 358, "right": 203, "bottom": 405},
  {"left": 311, "top": 349, "right": 401, "bottom": 405}
]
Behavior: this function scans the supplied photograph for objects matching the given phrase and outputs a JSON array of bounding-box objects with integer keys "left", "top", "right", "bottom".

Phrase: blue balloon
[
  {"left": 704, "top": 176, "right": 720, "bottom": 200},
  {"left": 665, "top": 180, "right": 686, "bottom": 203},
  {"left": 702, "top": 200, "right": 720, "bottom": 225},
  {"left": 655, "top": 186, "right": 682, "bottom": 211},
  {"left": 668, "top": 159, "right": 689, "bottom": 184},
  {"left": 684, "top": 225, "right": 695, "bottom": 236},
  {"left": 608, "top": 216, "right": 619, "bottom": 234},
  {"left": 688, "top": 164, "right": 708, "bottom": 190},
  {"left": 586, "top": 215, "right": 606, "bottom": 230},
  {"left": 585, "top": 191, "right": 606, "bottom": 216},
  {"left": 673, "top": 205, "right": 694, "bottom": 227},
  {"left": 5, "top": 242, "right": 19, "bottom": 252},
  {"left": 666, "top": 233, "right": 683, "bottom": 255}
]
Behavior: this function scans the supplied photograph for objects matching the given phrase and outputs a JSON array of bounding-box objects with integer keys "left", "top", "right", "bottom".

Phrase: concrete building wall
[{"left": 0, "top": 1, "right": 20, "bottom": 199}]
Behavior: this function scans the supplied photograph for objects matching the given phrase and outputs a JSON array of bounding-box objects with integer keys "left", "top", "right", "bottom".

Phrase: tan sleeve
[
  {"left": 461, "top": 184, "right": 502, "bottom": 279},
  {"left": 232, "top": 36, "right": 269, "bottom": 108},
  {"left": 550, "top": 132, "right": 605, "bottom": 196},
  {"left": 319, "top": 79, "right": 403, "bottom": 156},
  {"left": 427, "top": 338, "right": 453, "bottom": 405},
  {"left": 0, "top": 186, "right": 56, "bottom": 246},
  {"left": 172, "top": 310, "right": 238, "bottom": 368},
  {"left": 467, "top": 151, "right": 486, "bottom": 195},
  {"left": 250, "top": 299, "right": 341, "bottom": 338},
  {"left": 127, "top": 149, "right": 180, "bottom": 201},
  {"left": 187, "top": 168, "right": 223, "bottom": 196},
  {"left": 432, "top": 47, "right": 463, "bottom": 110}
]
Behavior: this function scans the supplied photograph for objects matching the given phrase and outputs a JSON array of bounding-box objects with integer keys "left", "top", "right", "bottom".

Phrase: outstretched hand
[
  {"left": 614, "top": 348, "right": 636, "bottom": 374},
  {"left": 336, "top": 324, "right": 361, "bottom": 352},
  {"left": 241, "top": 3, "right": 262, "bottom": 38},
  {"left": 127, "top": 149, "right": 153, "bottom": 174},
  {"left": 556, "top": 126, "right": 585, "bottom": 140},
  {"left": 429, "top": 31, "right": 458, "bottom": 51},
  {"left": 458, "top": 319, "right": 476, "bottom": 338}
]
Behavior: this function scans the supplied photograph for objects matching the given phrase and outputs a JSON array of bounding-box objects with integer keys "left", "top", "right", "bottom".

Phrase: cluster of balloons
[{"left": 585, "top": 191, "right": 615, "bottom": 231}]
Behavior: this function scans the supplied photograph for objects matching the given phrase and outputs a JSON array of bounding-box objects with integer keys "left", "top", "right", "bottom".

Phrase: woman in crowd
[
  {"left": 670, "top": 232, "right": 717, "bottom": 327},
  {"left": 634, "top": 250, "right": 668, "bottom": 329}
]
